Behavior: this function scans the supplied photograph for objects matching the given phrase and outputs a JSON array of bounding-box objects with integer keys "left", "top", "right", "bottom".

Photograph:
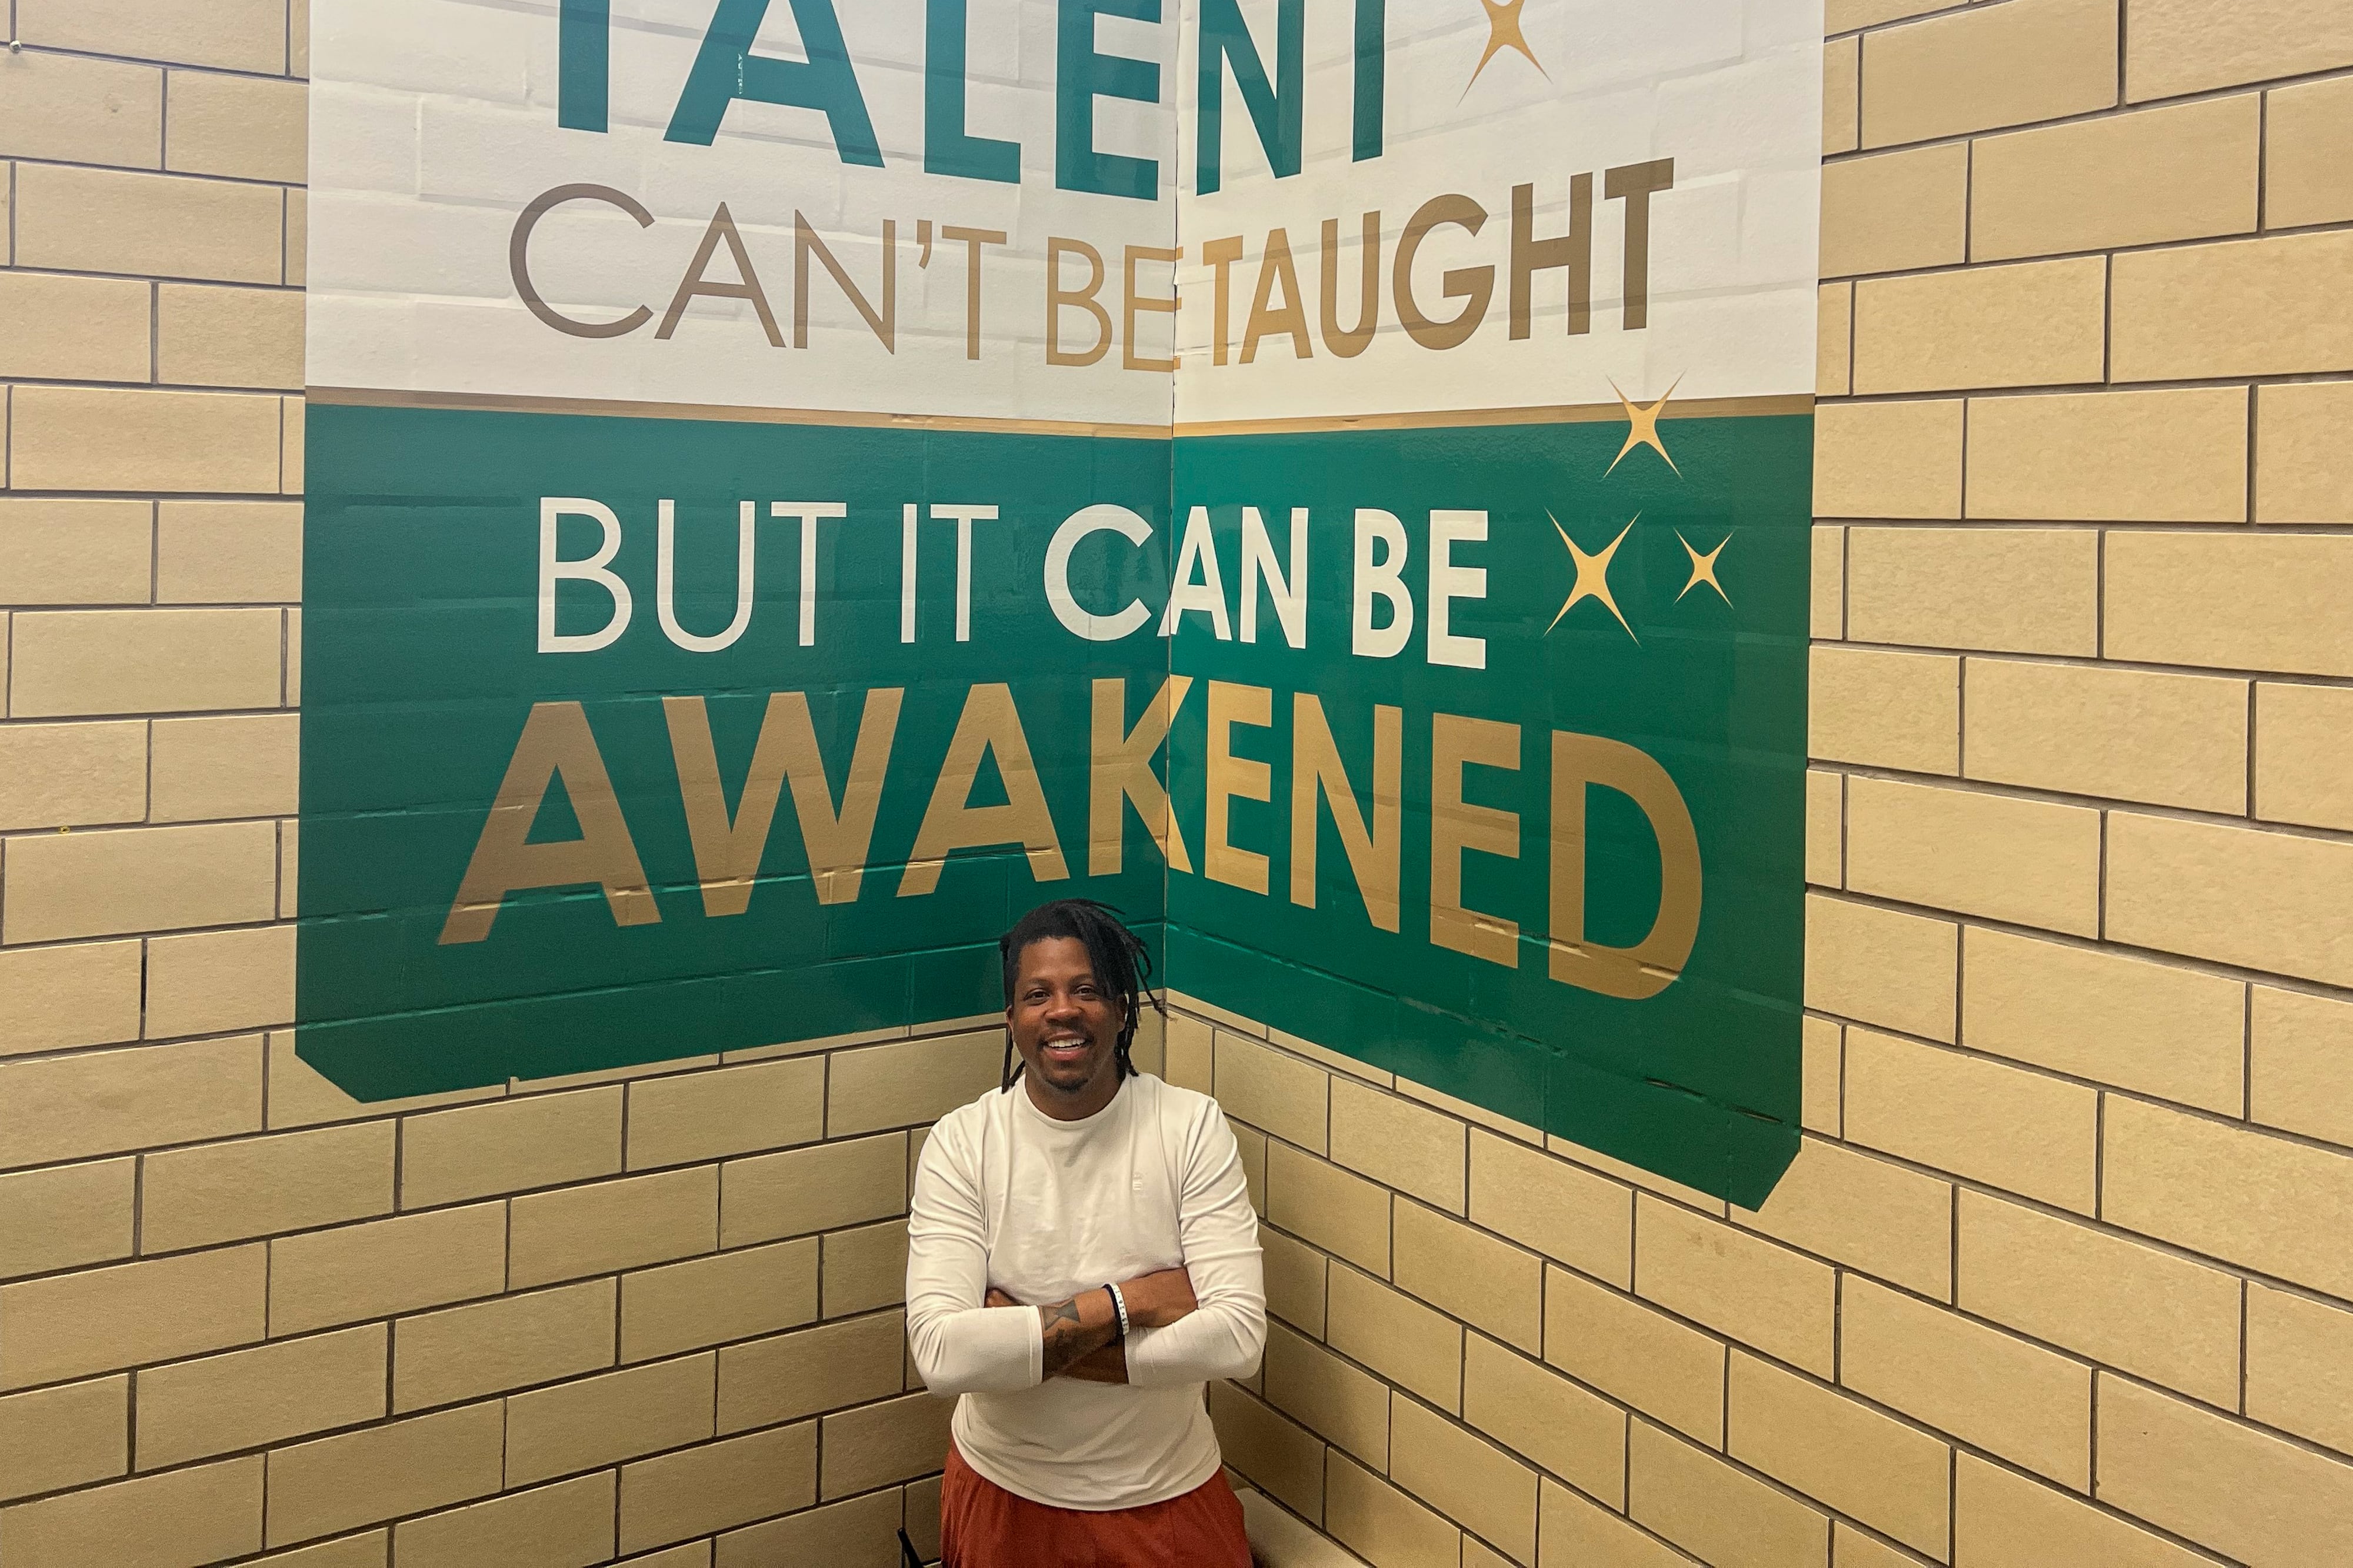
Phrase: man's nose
[{"left": 1044, "top": 991, "right": 1083, "bottom": 1019}]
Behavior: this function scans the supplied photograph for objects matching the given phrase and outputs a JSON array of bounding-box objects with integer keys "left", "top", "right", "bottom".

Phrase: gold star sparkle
[
  {"left": 1606, "top": 376, "right": 1682, "bottom": 476},
  {"left": 1466, "top": 0, "right": 1546, "bottom": 95},
  {"left": 1677, "top": 532, "right": 1731, "bottom": 605},
  {"left": 1548, "top": 513, "right": 1638, "bottom": 642}
]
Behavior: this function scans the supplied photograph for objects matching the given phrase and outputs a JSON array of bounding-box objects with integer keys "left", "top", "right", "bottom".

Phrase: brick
[
  {"left": 1261, "top": 1226, "right": 1327, "bottom": 1336},
  {"left": 1737, "top": 1136, "right": 1953, "bottom": 1301},
  {"left": 2105, "top": 1093, "right": 2353, "bottom": 1301},
  {"left": 1847, "top": 1276, "right": 2091, "bottom": 1489},
  {"left": 1815, "top": 401, "right": 1961, "bottom": 524},
  {"left": 2111, "top": 812, "right": 2353, "bottom": 987},
  {"left": 1963, "top": 927, "right": 2244, "bottom": 1113},
  {"left": 155, "top": 499, "right": 301, "bottom": 602},
  {"left": 1729, "top": 1353, "right": 1949, "bottom": 1559},
  {"left": 826, "top": 1030, "right": 1001, "bottom": 1137},
  {"left": 137, "top": 1325, "right": 384, "bottom": 1470},
  {"left": 1264, "top": 1320, "right": 1385, "bottom": 1465},
  {"left": 1969, "top": 387, "right": 2249, "bottom": 523},
  {"left": 2126, "top": 0, "right": 2353, "bottom": 101},
  {"left": 1847, "top": 1029, "right": 2098, "bottom": 1212},
  {"left": 508, "top": 1354, "right": 715, "bottom": 1486},
  {"left": 1326, "top": 1451, "right": 1459, "bottom": 1568},
  {"left": 165, "top": 71, "right": 305, "bottom": 184},
  {"left": 1467, "top": 1129, "right": 1631, "bottom": 1288},
  {"left": 0, "top": 271, "right": 154, "bottom": 382},
  {"left": 1819, "top": 144, "right": 1968, "bottom": 278},
  {"left": 1628, "top": 1420, "right": 1826, "bottom": 1568},
  {"left": 1820, "top": 35, "right": 1859, "bottom": 155},
  {"left": 395, "top": 1279, "right": 615, "bottom": 1413},
  {"left": 1958, "top": 1189, "right": 2239, "bottom": 1410},
  {"left": 0, "top": 1159, "right": 134, "bottom": 1279},
  {"left": 0, "top": 1376, "right": 127, "bottom": 1503},
  {"left": 1163, "top": 1010, "right": 1214, "bottom": 1092},
  {"left": 1966, "top": 658, "right": 2247, "bottom": 815},
  {"left": 1862, "top": 0, "right": 2115, "bottom": 148},
  {"left": 509, "top": 1166, "right": 717, "bottom": 1288},
  {"left": 143, "top": 1122, "right": 392, "bottom": 1255},
  {"left": 0, "top": 498, "right": 152, "bottom": 606},
  {"left": 393, "top": 1473, "right": 615, "bottom": 1568},
  {"left": 1328, "top": 1264, "right": 1461, "bottom": 1413},
  {"left": 2248, "top": 1285, "right": 2353, "bottom": 1459},
  {"left": 0, "top": 1456, "right": 261, "bottom": 1568},
  {"left": 1464, "top": 1333, "right": 1625, "bottom": 1507},
  {"left": 2110, "top": 531, "right": 2353, "bottom": 679},
  {"left": 1846, "top": 776, "right": 2099, "bottom": 938},
  {"left": 1804, "top": 893, "right": 1957, "bottom": 1043},
  {"left": 1846, "top": 525, "right": 2096, "bottom": 656},
  {"left": 2115, "top": 231, "right": 2353, "bottom": 382},
  {"left": 1267, "top": 1142, "right": 1390, "bottom": 1275},
  {"left": 1854, "top": 258, "right": 2106, "bottom": 395},
  {"left": 2251, "top": 986, "right": 2353, "bottom": 1147},
  {"left": 624, "top": 1237, "right": 818, "bottom": 1362},
  {"left": 14, "top": 385, "right": 284, "bottom": 493},
  {"left": 283, "top": 398, "right": 305, "bottom": 494},
  {"left": 144, "top": 926, "right": 290, "bottom": 1043},
  {"left": 821, "top": 1390, "right": 952, "bottom": 1499},
  {"left": 2098, "top": 1376, "right": 2353, "bottom": 1564},
  {"left": 269, "top": 1203, "right": 506, "bottom": 1336},
  {"left": 0, "top": 719, "right": 148, "bottom": 831},
  {"left": 724, "top": 1131, "right": 905, "bottom": 1247},
  {"left": 9, "top": 607, "right": 282, "bottom": 717},
  {"left": 717, "top": 1312, "right": 904, "bottom": 1434},
  {"left": 1538, "top": 1478, "right": 1686, "bottom": 1568},
  {"left": 1971, "top": 95, "right": 2261, "bottom": 261},
  {"left": 2257, "top": 378, "right": 2353, "bottom": 532},
  {"left": 2267, "top": 76, "right": 2353, "bottom": 230},
  {"left": 0, "top": 47, "right": 162, "bottom": 168},
  {"left": 401, "top": 1089, "right": 622, "bottom": 1209},
  {"left": 1809, "top": 646, "right": 1958, "bottom": 773},
  {"left": 1639, "top": 1196, "right": 1836, "bottom": 1378},
  {"left": 1234, "top": 1120, "right": 1268, "bottom": 1214},
  {"left": 1395, "top": 1076, "right": 1542, "bottom": 1147},
  {"left": 264, "top": 1032, "right": 504, "bottom": 1131},
  {"left": 617, "top": 1422, "right": 816, "bottom": 1555},
  {"left": 1811, "top": 525, "right": 1844, "bottom": 640},
  {"left": 621, "top": 1549, "right": 712, "bottom": 1568},
  {"left": 1329, "top": 1077, "right": 1464, "bottom": 1212},
  {"left": 1545, "top": 1266, "right": 1724, "bottom": 1446},
  {"left": 0, "top": 1035, "right": 261, "bottom": 1170},
  {"left": 1953, "top": 1453, "right": 2210, "bottom": 1568},
  {"left": 4, "top": 820, "right": 279, "bottom": 943},
  {"left": 1802, "top": 1016, "right": 1840, "bottom": 1135},
  {"left": 1215, "top": 1033, "right": 1331, "bottom": 1153},
  {"left": 154, "top": 285, "right": 302, "bottom": 393},
  {"left": 265, "top": 1402, "right": 503, "bottom": 1549},
  {"left": 15, "top": 163, "right": 282, "bottom": 284},
  {"left": 0, "top": 1243, "right": 264, "bottom": 1389},
  {"left": 1392, "top": 1199, "right": 1539, "bottom": 1353},
  {"left": 1549, "top": 1136, "right": 1728, "bottom": 1219},
  {"left": 0, "top": 942, "right": 142, "bottom": 1057},
  {"left": 822, "top": 1218, "right": 908, "bottom": 1317},
  {"left": 626, "top": 1057, "right": 824, "bottom": 1169},
  {"left": 251, "top": 1538, "right": 389, "bottom": 1568},
  {"left": 1209, "top": 1382, "right": 1326, "bottom": 1523},
  {"left": 19, "top": 0, "right": 289, "bottom": 72},
  {"left": 1391, "top": 1395, "right": 1537, "bottom": 1563},
  {"left": 716, "top": 1490, "right": 900, "bottom": 1568}
]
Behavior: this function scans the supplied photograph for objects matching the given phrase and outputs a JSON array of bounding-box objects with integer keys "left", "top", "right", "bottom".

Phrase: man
[{"left": 905, "top": 899, "right": 1266, "bottom": 1567}]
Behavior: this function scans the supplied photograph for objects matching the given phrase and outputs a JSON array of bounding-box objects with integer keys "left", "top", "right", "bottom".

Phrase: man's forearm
[{"left": 1036, "top": 1289, "right": 1119, "bottom": 1377}]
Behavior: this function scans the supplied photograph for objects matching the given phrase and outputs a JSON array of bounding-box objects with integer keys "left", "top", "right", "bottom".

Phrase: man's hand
[{"left": 1118, "top": 1266, "right": 1199, "bottom": 1329}]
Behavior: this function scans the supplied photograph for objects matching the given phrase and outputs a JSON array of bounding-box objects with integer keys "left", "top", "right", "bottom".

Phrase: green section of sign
[{"left": 299, "top": 401, "right": 1808, "bottom": 1203}]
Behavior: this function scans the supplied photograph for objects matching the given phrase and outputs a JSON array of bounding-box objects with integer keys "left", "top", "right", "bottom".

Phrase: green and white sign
[{"left": 304, "top": 0, "right": 1822, "bottom": 1204}]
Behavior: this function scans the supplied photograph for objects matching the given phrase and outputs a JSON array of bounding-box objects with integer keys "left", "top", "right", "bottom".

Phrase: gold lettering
[
  {"left": 1203, "top": 235, "right": 1245, "bottom": 366},
  {"left": 794, "top": 211, "right": 896, "bottom": 351},
  {"left": 901, "top": 683, "right": 1071, "bottom": 896},
  {"left": 940, "top": 224, "right": 1006, "bottom": 361},
  {"left": 1548, "top": 732, "right": 1702, "bottom": 999},
  {"left": 1123, "top": 244, "right": 1181, "bottom": 373},
  {"left": 1394, "top": 194, "right": 1492, "bottom": 352},
  {"left": 1509, "top": 176, "right": 1592, "bottom": 341},
  {"left": 1429, "top": 712, "right": 1519, "bottom": 966},
  {"left": 658, "top": 202, "right": 784, "bottom": 347},
  {"left": 1045, "top": 238, "right": 1112, "bottom": 367},
  {"left": 665, "top": 689, "right": 902, "bottom": 915},
  {"left": 1290, "top": 694, "right": 1401, "bottom": 932},
  {"left": 1090, "top": 675, "right": 1195, "bottom": 876},
  {"left": 1205, "top": 680, "right": 1274, "bottom": 895},
  {"left": 1241, "top": 228, "right": 1313, "bottom": 363},
  {"left": 1319, "top": 211, "right": 1380, "bottom": 359},
  {"left": 440, "top": 701, "right": 658, "bottom": 944},
  {"left": 1604, "top": 158, "right": 1675, "bottom": 331}
]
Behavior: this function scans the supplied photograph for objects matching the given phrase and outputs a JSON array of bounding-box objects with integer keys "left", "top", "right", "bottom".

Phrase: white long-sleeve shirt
[{"left": 905, "top": 1070, "right": 1267, "bottom": 1511}]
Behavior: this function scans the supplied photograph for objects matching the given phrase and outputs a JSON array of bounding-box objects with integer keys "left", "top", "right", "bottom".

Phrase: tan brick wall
[{"left": 6, "top": 2, "right": 2353, "bottom": 1567}]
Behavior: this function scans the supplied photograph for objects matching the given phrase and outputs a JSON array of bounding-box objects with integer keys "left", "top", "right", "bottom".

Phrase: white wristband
[{"left": 1107, "top": 1283, "right": 1131, "bottom": 1341}]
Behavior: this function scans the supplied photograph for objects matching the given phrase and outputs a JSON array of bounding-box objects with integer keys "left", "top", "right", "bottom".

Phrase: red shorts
[{"left": 939, "top": 1440, "right": 1253, "bottom": 1568}]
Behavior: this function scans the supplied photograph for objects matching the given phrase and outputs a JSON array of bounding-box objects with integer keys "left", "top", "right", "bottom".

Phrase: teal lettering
[
  {"left": 1354, "top": 0, "right": 1385, "bottom": 162},
  {"left": 925, "top": 0, "right": 1021, "bottom": 183},
  {"left": 666, "top": 0, "right": 884, "bottom": 166},
  {"left": 1055, "top": 0, "right": 1161, "bottom": 201},
  {"left": 559, "top": 0, "right": 610, "bottom": 132},
  {"left": 1195, "top": 0, "right": 1301, "bottom": 196}
]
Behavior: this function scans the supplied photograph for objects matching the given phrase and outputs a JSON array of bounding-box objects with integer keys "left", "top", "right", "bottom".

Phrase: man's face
[{"left": 1008, "top": 936, "right": 1123, "bottom": 1105}]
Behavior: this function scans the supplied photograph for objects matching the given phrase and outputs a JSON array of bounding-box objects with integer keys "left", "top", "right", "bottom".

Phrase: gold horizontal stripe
[
  {"left": 305, "top": 386, "right": 1172, "bottom": 442},
  {"left": 1172, "top": 392, "right": 1815, "bottom": 438}
]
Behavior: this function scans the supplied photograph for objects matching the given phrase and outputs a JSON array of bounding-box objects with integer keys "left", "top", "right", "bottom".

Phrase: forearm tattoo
[{"left": 1037, "top": 1293, "right": 1114, "bottom": 1378}]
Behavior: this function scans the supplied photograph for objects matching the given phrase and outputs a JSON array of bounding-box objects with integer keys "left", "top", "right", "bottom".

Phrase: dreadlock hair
[{"left": 997, "top": 899, "right": 1162, "bottom": 1092}]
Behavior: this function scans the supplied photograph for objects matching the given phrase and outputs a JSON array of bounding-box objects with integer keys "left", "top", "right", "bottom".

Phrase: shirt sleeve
[
  {"left": 904, "top": 1108, "right": 1044, "bottom": 1396},
  {"left": 1123, "top": 1094, "right": 1268, "bottom": 1389}
]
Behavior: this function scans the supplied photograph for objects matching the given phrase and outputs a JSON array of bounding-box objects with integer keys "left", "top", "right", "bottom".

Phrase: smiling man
[{"left": 905, "top": 899, "right": 1266, "bottom": 1567}]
